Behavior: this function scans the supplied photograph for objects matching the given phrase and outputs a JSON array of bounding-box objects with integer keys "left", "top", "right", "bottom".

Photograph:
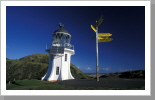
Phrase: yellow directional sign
[
  {"left": 96, "top": 15, "right": 104, "bottom": 27},
  {"left": 98, "top": 37, "right": 104, "bottom": 39},
  {"left": 98, "top": 37, "right": 113, "bottom": 42},
  {"left": 90, "top": 25, "right": 97, "bottom": 32},
  {"left": 98, "top": 33, "right": 112, "bottom": 37}
]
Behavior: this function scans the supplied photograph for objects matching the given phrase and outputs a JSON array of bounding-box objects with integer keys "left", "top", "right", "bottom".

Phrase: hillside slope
[
  {"left": 6, "top": 53, "right": 90, "bottom": 83},
  {"left": 19, "top": 53, "right": 49, "bottom": 64},
  {"left": 99, "top": 70, "right": 145, "bottom": 79}
]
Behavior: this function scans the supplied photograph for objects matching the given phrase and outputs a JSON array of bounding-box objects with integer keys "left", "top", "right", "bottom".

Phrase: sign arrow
[
  {"left": 98, "top": 37, "right": 113, "bottom": 42},
  {"left": 98, "top": 33, "right": 112, "bottom": 37}
]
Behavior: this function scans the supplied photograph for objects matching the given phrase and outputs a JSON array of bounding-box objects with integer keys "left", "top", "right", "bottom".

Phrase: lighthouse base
[
  {"left": 41, "top": 48, "right": 75, "bottom": 82},
  {"left": 41, "top": 78, "right": 74, "bottom": 82}
]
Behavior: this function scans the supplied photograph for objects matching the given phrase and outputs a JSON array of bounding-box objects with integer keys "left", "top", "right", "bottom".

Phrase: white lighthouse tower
[{"left": 42, "top": 23, "right": 75, "bottom": 81}]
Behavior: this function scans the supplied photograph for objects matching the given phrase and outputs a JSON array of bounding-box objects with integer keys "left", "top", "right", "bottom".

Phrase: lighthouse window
[
  {"left": 65, "top": 54, "right": 67, "bottom": 61},
  {"left": 56, "top": 67, "right": 59, "bottom": 75}
]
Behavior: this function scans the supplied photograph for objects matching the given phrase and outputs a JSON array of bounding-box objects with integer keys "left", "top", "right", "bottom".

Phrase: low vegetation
[
  {"left": 99, "top": 70, "right": 145, "bottom": 79},
  {"left": 6, "top": 53, "right": 90, "bottom": 83}
]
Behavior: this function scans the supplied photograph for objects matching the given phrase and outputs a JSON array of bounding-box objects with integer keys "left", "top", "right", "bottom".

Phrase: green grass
[
  {"left": 6, "top": 79, "right": 144, "bottom": 90},
  {"left": 6, "top": 79, "right": 75, "bottom": 90},
  {"left": 6, "top": 79, "right": 112, "bottom": 90}
]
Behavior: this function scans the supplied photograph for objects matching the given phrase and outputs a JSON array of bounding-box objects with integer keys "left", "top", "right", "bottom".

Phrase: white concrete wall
[
  {"left": 68, "top": 53, "right": 74, "bottom": 79},
  {"left": 61, "top": 51, "right": 74, "bottom": 80},
  {"left": 61, "top": 52, "right": 69, "bottom": 80},
  {"left": 41, "top": 55, "right": 54, "bottom": 80},
  {"left": 42, "top": 48, "right": 75, "bottom": 81},
  {"left": 48, "top": 55, "right": 62, "bottom": 81}
]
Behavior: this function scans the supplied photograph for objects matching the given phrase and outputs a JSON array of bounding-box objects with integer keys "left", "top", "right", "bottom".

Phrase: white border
[{"left": 1, "top": 1, "right": 151, "bottom": 96}]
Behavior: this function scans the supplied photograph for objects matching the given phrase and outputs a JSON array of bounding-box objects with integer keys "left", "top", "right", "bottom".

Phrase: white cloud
[
  {"left": 119, "top": 68, "right": 133, "bottom": 72},
  {"left": 101, "top": 67, "right": 110, "bottom": 71},
  {"left": 85, "top": 67, "right": 92, "bottom": 71},
  {"left": 80, "top": 67, "right": 93, "bottom": 73}
]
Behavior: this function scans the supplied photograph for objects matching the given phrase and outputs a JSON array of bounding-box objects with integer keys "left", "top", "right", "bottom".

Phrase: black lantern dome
[{"left": 52, "top": 23, "right": 71, "bottom": 48}]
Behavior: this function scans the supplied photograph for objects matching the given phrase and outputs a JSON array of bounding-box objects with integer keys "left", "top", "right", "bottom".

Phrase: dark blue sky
[{"left": 6, "top": 6, "right": 145, "bottom": 73}]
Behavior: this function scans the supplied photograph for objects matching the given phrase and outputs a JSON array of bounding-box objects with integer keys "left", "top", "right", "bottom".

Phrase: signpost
[{"left": 90, "top": 15, "right": 113, "bottom": 82}]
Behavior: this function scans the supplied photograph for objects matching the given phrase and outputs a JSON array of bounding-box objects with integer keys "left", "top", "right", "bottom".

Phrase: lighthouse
[{"left": 42, "top": 23, "right": 75, "bottom": 81}]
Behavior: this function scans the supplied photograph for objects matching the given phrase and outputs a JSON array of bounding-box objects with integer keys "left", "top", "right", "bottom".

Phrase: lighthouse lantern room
[{"left": 42, "top": 23, "right": 75, "bottom": 81}]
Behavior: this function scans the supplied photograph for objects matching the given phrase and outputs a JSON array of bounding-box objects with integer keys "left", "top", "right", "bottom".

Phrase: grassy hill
[
  {"left": 19, "top": 53, "right": 49, "bottom": 64},
  {"left": 6, "top": 53, "right": 90, "bottom": 83},
  {"left": 99, "top": 70, "right": 145, "bottom": 79}
]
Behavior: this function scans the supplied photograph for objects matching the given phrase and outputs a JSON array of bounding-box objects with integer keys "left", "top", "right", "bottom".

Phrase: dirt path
[{"left": 58, "top": 78, "right": 145, "bottom": 89}]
